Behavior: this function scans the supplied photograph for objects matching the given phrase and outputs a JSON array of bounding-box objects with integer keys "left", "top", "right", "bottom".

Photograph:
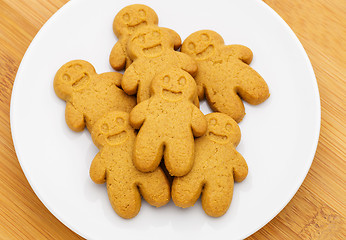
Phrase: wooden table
[{"left": 0, "top": 0, "right": 344, "bottom": 239}]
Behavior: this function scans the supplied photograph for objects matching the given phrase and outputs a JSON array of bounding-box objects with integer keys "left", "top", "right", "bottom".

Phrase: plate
[{"left": 10, "top": 0, "right": 320, "bottom": 239}]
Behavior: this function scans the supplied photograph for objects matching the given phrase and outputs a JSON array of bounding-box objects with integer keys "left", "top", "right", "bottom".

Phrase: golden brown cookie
[
  {"left": 129, "top": 68, "right": 207, "bottom": 177},
  {"left": 121, "top": 25, "right": 198, "bottom": 105},
  {"left": 172, "top": 112, "right": 248, "bottom": 217},
  {"left": 110, "top": 4, "right": 181, "bottom": 70},
  {"left": 181, "top": 30, "right": 270, "bottom": 122},
  {"left": 90, "top": 111, "right": 170, "bottom": 219},
  {"left": 54, "top": 60, "right": 136, "bottom": 132}
]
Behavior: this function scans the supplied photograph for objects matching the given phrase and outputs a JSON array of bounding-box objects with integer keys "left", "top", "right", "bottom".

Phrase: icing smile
[
  {"left": 162, "top": 89, "right": 182, "bottom": 100},
  {"left": 143, "top": 44, "right": 162, "bottom": 55},
  {"left": 128, "top": 21, "right": 147, "bottom": 32},
  {"left": 72, "top": 73, "right": 89, "bottom": 89},
  {"left": 196, "top": 45, "right": 214, "bottom": 59},
  {"left": 207, "top": 131, "right": 228, "bottom": 143},
  {"left": 106, "top": 131, "right": 128, "bottom": 145}
]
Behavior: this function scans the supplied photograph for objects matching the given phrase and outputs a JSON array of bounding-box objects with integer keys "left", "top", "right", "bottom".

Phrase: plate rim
[{"left": 10, "top": 0, "right": 321, "bottom": 239}]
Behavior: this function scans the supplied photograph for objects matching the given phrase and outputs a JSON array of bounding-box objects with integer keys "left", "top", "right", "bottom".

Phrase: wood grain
[{"left": 0, "top": 0, "right": 345, "bottom": 239}]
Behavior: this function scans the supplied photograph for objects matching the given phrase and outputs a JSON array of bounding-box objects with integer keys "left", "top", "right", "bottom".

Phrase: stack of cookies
[{"left": 53, "top": 4, "right": 269, "bottom": 219}]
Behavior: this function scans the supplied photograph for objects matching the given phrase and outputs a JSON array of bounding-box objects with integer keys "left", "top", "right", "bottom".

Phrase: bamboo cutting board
[{"left": 0, "top": 0, "right": 345, "bottom": 239}]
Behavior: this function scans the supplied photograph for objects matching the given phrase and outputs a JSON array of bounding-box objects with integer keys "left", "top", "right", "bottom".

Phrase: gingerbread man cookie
[
  {"left": 90, "top": 111, "right": 170, "bottom": 219},
  {"left": 181, "top": 30, "right": 270, "bottom": 122},
  {"left": 54, "top": 60, "right": 136, "bottom": 132},
  {"left": 121, "top": 25, "right": 198, "bottom": 105},
  {"left": 130, "top": 68, "right": 207, "bottom": 177},
  {"left": 172, "top": 112, "right": 248, "bottom": 217},
  {"left": 110, "top": 4, "right": 181, "bottom": 70}
]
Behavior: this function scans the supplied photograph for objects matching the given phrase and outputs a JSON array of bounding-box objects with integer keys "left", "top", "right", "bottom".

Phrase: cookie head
[
  {"left": 91, "top": 111, "right": 132, "bottom": 148},
  {"left": 54, "top": 60, "right": 95, "bottom": 100},
  {"left": 127, "top": 26, "right": 174, "bottom": 59},
  {"left": 113, "top": 4, "right": 158, "bottom": 37},
  {"left": 151, "top": 69, "right": 197, "bottom": 102},
  {"left": 206, "top": 113, "right": 241, "bottom": 145},
  {"left": 182, "top": 30, "right": 224, "bottom": 61}
]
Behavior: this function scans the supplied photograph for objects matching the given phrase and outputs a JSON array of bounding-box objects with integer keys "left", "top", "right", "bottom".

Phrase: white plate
[{"left": 10, "top": 0, "right": 320, "bottom": 239}]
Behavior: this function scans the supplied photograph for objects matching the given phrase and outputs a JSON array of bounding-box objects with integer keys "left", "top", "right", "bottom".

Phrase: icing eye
[
  {"left": 178, "top": 77, "right": 186, "bottom": 86},
  {"left": 188, "top": 42, "right": 195, "bottom": 51},
  {"left": 225, "top": 123, "right": 232, "bottom": 132},
  {"left": 116, "top": 117, "right": 125, "bottom": 126},
  {"left": 122, "top": 13, "right": 130, "bottom": 22},
  {"left": 62, "top": 74, "right": 70, "bottom": 81},
  {"left": 201, "top": 33, "right": 209, "bottom": 41},
  {"left": 209, "top": 118, "right": 217, "bottom": 126},
  {"left": 101, "top": 123, "right": 109, "bottom": 132},
  {"left": 138, "top": 9, "right": 146, "bottom": 17},
  {"left": 73, "top": 64, "right": 82, "bottom": 70},
  {"left": 163, "top": 75, "right": 170, "bottom": 84}
]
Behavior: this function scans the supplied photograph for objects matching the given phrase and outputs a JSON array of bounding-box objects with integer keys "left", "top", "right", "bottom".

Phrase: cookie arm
[
  {"left": 232, "top": 151, "right": 248, "bottom": 182},
  {"left": 121, "top": 65, "right": 140, "bottom": 95},
  {"left": 191, "top": 106, "right": 207, "bottom": 137},
  {"left": 236, "top": 63, "right": 270, "bottom": 105},
  {"left": 197, "top": 84, "right": 205, "bottom": 100},
  {"left": 176, "top": 52, "right": 198, "bottom": 76},
  {"left": 193, "top": 94, "right": 200, "bottom": 107},
  {"left": 129, "top": 100, "right": 149, "bottom": 129},
  {"left": 224, "top": 45, "right": 253, "bottom": 64},
  {"left": 65, "top": 102, "right": 85, "bottom": 132},
  {"left": 89, "top": 152, "right": 107, "bottom": 184},
  {"left": 161, "top": 27, "right": 182, "bottom": 50},
  {"left": 109, "top": 41, "right": 127, "bottom": 70},
  {"left": 99, "top": 72, "right": 122, "bottom": 87}
]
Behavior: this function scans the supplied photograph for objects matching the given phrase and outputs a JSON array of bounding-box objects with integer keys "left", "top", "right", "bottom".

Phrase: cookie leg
[
  {"left": 65, "top": 102, "right": 85, "bottom": 131},
  {"left": 133, "top": 131, "right": 163, "bottom": 172},
  {"left": 137, "top": 168, "right": 170, "bottom": 207},
  {"left": 172, "top": 174, "right": 204, "bottom": 208},
  {"left": 205, "top": 88, "right": 245, "bottom": 123},
  {"left": 164, "top": 138, "right": 194, "bottom": 177},
  {"left": 201, "top": 177, "right": 234, "bottom": 217},
  {"left": 107, "top": 181, "right": 141, "bottom": 219}
]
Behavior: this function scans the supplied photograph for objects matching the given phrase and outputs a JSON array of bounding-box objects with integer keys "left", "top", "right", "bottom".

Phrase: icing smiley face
[
  {"left": 151, "top": 69, "right": 197, "bottom": 102},
  {"left": 113, "top": 4, "right": 158, "bottom": 37},
  {"left": 181, "top": 30, "right": 224, "bottom": 61},
  {"left": 54, "top": 60, "right": 95, "bottom": 99},
  {"left": 61, "top": 64, "right": 90, "bottom": 90},
  {"left": 127, "top": 26, "right": 174, "bottom": 59},
  {"left": 206, "top": 113, "right": 241, "bottom": 145},
  {"left": 92, "top": 111, "right": 132, "bottom": 148}
]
